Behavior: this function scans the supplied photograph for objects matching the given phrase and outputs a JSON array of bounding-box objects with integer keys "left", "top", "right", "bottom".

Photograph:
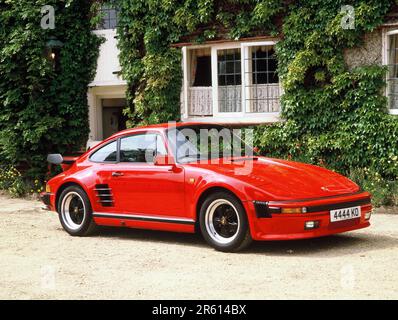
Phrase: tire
[
  {"left": 57, "top": 186, "right": 97, "bottom": 236},
  {"left": 199, "top": 191, "right": 252, "bottom": 252}
]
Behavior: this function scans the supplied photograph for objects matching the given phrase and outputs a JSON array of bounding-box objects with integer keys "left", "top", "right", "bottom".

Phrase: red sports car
[{"left": 41, "top": 123, "right": 372, "bottom": 252}]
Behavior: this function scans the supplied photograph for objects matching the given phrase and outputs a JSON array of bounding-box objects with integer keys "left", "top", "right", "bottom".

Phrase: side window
[
  {"left": 156, "top": 135, "right": 168, "bottom": 156},
  {"left": 120, "top": 134, "right": 167, "bottom": 163},
  {"left": 90, "top": 141, "right": 118, "bottom": 162}
]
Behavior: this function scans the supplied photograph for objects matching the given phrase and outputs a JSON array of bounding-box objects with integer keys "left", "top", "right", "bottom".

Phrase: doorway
[{"left": 102, "top": 98, "right": 128, "bottom": 139}]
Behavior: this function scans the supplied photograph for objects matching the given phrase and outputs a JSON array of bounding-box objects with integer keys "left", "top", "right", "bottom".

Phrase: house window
[
  {"left": 193, "top": 56, "right": 212, "bottom": 87},
  {"left": 387, "top": 32, "right": 398, "bottom": 112},
  {"left": 97, "top": 4, "right": 118, "bottom": 30},
  {"left": 187, "top": 48, "right": 213, "bottom": 116},
  {"left": 182, "top": 41, "right": 281, "bottom": 122},
  {"left": 217, "top": 48, "right": 242, "bottom": 112},
  {"left": 243, "top": 44, "right": 280, "bottom": 113}
]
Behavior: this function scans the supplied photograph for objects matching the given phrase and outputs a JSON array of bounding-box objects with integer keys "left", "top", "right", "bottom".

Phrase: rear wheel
[
  {"left": 57, "top": 186, "right": 97, "bottom": 236},
  {"left": 199, "top": 192, "right": 252, "bottom": 252}
]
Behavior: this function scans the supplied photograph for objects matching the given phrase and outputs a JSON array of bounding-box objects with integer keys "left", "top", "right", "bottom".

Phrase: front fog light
[
  {"left": 305, "top": 220, "right": 320, "bottom": 230},
  {"left": 365, "top": 210, "right": 372, "bottom": 220}
]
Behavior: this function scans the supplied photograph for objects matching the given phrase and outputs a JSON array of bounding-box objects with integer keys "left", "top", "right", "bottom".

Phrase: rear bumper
[
  {"left": 246, "top": 192, "right": 372, "bottom": 241},
  {"left": 40, "top": 192, "right": 54, "bottom": 211}
]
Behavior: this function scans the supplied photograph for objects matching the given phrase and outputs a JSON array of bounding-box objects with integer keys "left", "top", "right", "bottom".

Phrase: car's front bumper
[{"left": 246, "top": 192, "right": 372, "bottom": 241}]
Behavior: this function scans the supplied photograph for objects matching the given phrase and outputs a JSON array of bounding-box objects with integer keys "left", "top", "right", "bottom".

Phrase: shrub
[
  {"left": 349, "top": 168, "right": 398, "bottom": 207},
  {"left": 0, "top": 166, "right": 43, "bottom": 197}
]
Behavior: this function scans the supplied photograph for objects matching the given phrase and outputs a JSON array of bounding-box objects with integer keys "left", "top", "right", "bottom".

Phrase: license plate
[{"left": 330, "top": 206, "right": 361, "bottom": 222}]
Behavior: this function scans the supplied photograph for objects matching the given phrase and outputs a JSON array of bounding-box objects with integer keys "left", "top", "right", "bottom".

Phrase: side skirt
[{"left": 93, "top": 212, "right": 195, "bottom": 225}]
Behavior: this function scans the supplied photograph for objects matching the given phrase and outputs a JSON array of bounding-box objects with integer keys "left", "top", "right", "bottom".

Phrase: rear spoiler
[{"left": 47, "top": 154, "right": 79, "bottom": 171}]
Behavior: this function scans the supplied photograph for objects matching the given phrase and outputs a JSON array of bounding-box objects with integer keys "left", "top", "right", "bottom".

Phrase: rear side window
[
  {"left": 120, "top": 133, "right": 167, "bottom": 163},
  {"left": 90, "top": 141, "right": 118, "bottom": 162}
]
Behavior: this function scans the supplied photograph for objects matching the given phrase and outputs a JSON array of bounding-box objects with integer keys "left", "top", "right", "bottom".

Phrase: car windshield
[{"left": 167, "top": 125, "right": 255, "bottom": 164}]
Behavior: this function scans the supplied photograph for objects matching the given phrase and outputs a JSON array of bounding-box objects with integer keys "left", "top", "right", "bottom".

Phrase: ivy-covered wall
[
  {"left": 116, "top": 0, "right": 284, "bottom": 126},
  {"left": 255, "top": 0, "right": 397, "bottom": 178},
  {"left": 116, "top": 1, "right": 397, "bottom": 183},
  {"left": 0, "top": 0, "right": 102, "bottom": 181}
]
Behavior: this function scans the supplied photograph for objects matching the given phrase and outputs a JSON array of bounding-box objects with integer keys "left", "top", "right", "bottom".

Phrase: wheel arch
[
  {"left": 55, "top": 181, "right": 89, "bottom": 213},
  {"left": 195, "top": 186, "right": 245, "bottom": 228}
]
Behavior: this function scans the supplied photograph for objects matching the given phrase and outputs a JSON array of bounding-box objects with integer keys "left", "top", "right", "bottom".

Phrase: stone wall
[
  {"left": 343, "top": 10, "right": 398, "bottom": 71},
  {"left": 344, "top": 30, "right": 383, "bottom": 70}
]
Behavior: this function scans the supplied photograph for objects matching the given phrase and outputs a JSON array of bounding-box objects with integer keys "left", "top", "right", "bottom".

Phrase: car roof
[{"left": 109, "top": 122, "right": 223, "bottom": 139}]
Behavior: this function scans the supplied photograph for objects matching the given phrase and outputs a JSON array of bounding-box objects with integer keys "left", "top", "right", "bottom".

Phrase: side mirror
[
  {"left": 47, "top": 154, "right": 63, "bottom": 165},
  {"left": 154, "top": 154, "right": 175, "bottom": 166}
]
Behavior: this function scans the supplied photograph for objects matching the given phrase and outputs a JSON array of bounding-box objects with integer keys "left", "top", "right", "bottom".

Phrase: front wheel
[
  {"left": 57, "top": 186, "right": 97, "bottom": 236},
  {"left": 199, "top": 192, "right": 252, "bottom": 252}
]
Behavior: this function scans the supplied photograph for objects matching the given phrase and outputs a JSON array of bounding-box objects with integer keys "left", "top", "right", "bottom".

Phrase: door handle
[{"left": 112, "top": 171, "right": 124, "bottom": 177}]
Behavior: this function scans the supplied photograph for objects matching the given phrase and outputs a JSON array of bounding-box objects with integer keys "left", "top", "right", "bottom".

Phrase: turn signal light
[
  {"left": 45, "top": 184, "right": 51, "bottom": 193},
  {"left": 281, "top": 207, "right": 307, "bottom": 214}
]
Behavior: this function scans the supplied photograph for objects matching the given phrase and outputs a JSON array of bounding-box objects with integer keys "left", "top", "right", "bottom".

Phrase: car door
[
  {"left": 88, "top": 139, "right": 126, "bottom": 214},
  {"left": 113, "top": 132, "right": 186, "bottom": 218}
]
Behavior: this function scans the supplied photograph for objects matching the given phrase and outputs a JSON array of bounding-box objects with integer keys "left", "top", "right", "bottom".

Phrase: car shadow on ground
[
  {"left": 94, "top": 226, "right": 206, "bottom": 248},
  {"left": 246, "top": 233, "right": 398, "bottom": 257},
  {"left": 92, "top": 226, "right": 398, "bottom": 257}
]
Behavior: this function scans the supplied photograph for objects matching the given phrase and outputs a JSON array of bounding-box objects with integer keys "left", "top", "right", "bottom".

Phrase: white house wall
[
  {"left": 90, "top": 29, "right": 126, "bottom": 87},
  {"left": 88, "top": 29, "right": 127, "bottom": 142}
]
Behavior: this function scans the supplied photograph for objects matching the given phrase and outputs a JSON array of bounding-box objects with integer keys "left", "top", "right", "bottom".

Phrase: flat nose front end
[{"left": 247, "top": 192, "right": 372, "bottom": 241}]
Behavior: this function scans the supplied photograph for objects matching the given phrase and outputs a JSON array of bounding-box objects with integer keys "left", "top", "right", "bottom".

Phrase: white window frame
[
  {"left": 241, "top": 41, "right": 282, "bottom": 115},
  {"left": 182, "top": 41, "right": 282, "bottom": 124},
  {"left": 383, "top": 29, "right": 398, "bottom": 115},
  {"left": 212, "top": 42, "right": 243, "bottom": 119}
]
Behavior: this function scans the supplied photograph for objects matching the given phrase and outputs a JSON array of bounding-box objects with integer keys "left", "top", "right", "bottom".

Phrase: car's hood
[{"left": 187, "top": 157, "right": 360, "bottom": 200}]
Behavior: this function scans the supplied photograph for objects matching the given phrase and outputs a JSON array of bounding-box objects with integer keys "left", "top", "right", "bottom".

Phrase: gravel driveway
[{"left": 0, "top": 194, "right": 397, "bottom": 300}]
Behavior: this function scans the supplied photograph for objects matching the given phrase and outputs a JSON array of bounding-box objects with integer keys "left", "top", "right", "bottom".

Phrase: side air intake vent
[{"left": 95, "top": 184, "right": 114, "bottom": 207}]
